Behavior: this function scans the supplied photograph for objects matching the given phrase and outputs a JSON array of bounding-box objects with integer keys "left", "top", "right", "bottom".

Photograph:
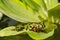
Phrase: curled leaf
[
  {"left": 0, "top": 26, "right": 25, "bottom": 37},
  {"left": 27, "top": 30, "right": 54, "bottom": 40}
]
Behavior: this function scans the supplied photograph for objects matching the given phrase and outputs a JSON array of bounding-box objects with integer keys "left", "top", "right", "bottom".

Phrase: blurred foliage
[
  {"left": 0, "top": 0, "right": 60, "bottom": 40},
  {"left": 46, "top": 24, "right": 60, "bottom": 40}
]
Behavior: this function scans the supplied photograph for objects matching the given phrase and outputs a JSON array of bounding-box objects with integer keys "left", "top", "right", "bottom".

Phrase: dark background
[{"left": 58, "top": 0, "right": 60, "bottom": 2}]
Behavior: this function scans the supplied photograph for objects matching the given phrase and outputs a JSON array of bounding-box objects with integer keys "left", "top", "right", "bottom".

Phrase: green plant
[{"left": 0, "top": 0, "right": 60, "bottom": 40}]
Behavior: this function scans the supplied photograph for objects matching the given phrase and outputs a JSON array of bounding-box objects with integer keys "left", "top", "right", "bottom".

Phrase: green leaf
[
  {"left": 22, "top": 0, "right": 40, "bottom": 11},
  {"left": 0, "top": 0, "right": 41, "bottom": 23},
  {"left": 33, "top": 0, "right": 46, "bottom": 9},
  {"left": 27, "top": 30, "right": 54, "bottom": 40},
  {"left": 44, "top": 0, "right": 58, "bottom": 10},
  {"left": 0, "top": 26, "right": 25, "bottom": 37},
  {"left": 44, "top": 22, "right": 57, "bottom": 32},
  {"left": 48, "top": 4, "right": 60, "bottom": 23},
  {"left": 33, "top": 0, "right": 48, "bottom": 20}
]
